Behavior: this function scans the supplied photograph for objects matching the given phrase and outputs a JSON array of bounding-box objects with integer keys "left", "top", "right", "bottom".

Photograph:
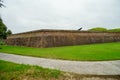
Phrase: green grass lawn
[
  {"left": 0, "top": 60, "right": 62, "bottom": 80},
  {"left": 1, "top": 60, "right": 119, "bottom": 80},
  {"left": 0, "top": 42, "right": 120, "bottom": 61}
]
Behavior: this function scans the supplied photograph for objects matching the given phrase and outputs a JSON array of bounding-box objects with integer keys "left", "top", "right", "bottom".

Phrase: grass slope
[
  {"left": 0, "top": 60, "right": 62, "bottom": 80},
  {"left": 1, "top": 60, "right": 120, "bottom": 80},
  {"left": 0, "top": 42, "right": 120, "bottom": 61}
]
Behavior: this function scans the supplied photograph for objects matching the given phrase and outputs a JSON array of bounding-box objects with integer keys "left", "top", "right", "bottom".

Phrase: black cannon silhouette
[{"left": 78, "top": 27, "right": 82, "bottom": 31}]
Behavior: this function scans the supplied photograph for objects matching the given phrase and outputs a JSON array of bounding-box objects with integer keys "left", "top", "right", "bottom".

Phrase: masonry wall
[{"left": 6, "top": 30, "right": 120, "bottom": 48}]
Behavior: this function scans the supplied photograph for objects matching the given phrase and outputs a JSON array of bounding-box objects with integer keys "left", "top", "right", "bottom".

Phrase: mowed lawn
[{"left": 0, "top": 42, "right": 120, "bottom": 61}]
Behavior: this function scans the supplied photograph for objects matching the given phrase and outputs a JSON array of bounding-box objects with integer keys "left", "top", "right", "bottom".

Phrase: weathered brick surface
[{"left": 6, "top": 30, "right": 120, "bottom": 48}]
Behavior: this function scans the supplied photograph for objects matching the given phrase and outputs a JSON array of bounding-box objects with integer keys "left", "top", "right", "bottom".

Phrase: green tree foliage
[
  {"left": 0, "top": 18, "right": 12, "bottom": 39},
  {"left": 7, "top": 29, "right": 12, "bottom": 35},
  {"left": 0, "top": 0, "right": 12, "bottom": 39},
  {"left": 0, "top": 18, "right": 7, "bottom": 39},
  {"left": 88, "top": 27, "right": 107, "bottom": 32}
]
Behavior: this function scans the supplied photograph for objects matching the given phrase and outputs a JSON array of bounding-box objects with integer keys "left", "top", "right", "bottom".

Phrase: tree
[
  {"left": 0, "top": 18, "right": 12, "bottom": 39},
  {"left": 0, "top": 0, "right": 5, "bottom": 8},
  {"left": 7, "top": 29, "right": 12, "bottom": 35},
  {"left": 0, "top": 18, "right": 7, "bottom": 39},
  {"left": 0, "top": 18, "right": 6, "bottom": 49},
  {"left": 0, "top": 0, "right": 11, "bottom": 39},
  {"left": 0, "top": 0, "right": 5, "bottom": 49}
]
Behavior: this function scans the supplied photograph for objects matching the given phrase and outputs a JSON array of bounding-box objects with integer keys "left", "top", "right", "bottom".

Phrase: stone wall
[{"left": 6, "top": 30, "right": 120, "bottom": 48}]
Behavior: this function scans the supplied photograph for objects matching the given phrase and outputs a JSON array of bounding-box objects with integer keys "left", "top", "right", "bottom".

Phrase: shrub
[{"left": 0, "top": 40, "right": 5, "bottom": 45}]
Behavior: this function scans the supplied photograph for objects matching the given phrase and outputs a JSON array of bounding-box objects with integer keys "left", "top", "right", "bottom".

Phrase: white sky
[{"left": 0, "top": 0, "right": 120, "bottom": 33}]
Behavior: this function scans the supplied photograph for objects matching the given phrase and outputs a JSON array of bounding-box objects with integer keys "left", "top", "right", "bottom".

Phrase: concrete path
[{"left": 0, "top": 53, "right": 120, "bottom": 75}]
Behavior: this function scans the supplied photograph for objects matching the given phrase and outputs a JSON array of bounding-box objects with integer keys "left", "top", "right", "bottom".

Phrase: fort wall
[{"left": 6, "top": 30, "right": 120, "bottom": 48}]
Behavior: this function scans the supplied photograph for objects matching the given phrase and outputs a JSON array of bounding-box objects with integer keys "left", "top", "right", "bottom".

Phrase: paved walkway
[{"left": 0, "top": 53, "right": 120, "bottom": 75}]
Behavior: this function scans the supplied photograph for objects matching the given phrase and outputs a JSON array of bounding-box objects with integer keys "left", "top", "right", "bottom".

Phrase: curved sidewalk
[{"left": 0, "top": 53, "right": 120, "bottom": 75}]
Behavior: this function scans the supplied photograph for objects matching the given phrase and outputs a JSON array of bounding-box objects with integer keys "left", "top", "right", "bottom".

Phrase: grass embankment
[
  {"left": 0, "top": 60, "right": 62, "bottom": 80},
  {"left": 88, "top": 27, "right": 120, "bottom": 32},
  {"left": 0, "top": 60, "right": 120, "bottom": 80},
  {"left": 0, "top": 42, "right": 120, "bottom": 61}
]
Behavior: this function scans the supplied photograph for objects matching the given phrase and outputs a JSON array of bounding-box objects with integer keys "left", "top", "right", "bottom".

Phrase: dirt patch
[{"left": 63, "top": 73, "right": 120, "bottom": 80}]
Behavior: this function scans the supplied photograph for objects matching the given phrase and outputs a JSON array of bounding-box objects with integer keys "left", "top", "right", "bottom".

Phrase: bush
[
  {"left": 0, "top": 40, "right": 5, "bottom": 45},
  {"left": 88, "top": 27, "right": 107, "bottom": 32}
]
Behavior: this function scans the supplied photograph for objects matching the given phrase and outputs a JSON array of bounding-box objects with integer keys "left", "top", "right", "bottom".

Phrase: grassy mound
[{"left": 88, "top": 27, "right": 107, "bottom": 32}]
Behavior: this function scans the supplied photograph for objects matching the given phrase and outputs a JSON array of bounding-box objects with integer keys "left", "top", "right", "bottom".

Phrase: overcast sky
[{"left": 0, "top": 0, "right": 120, "bottom": 33}]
